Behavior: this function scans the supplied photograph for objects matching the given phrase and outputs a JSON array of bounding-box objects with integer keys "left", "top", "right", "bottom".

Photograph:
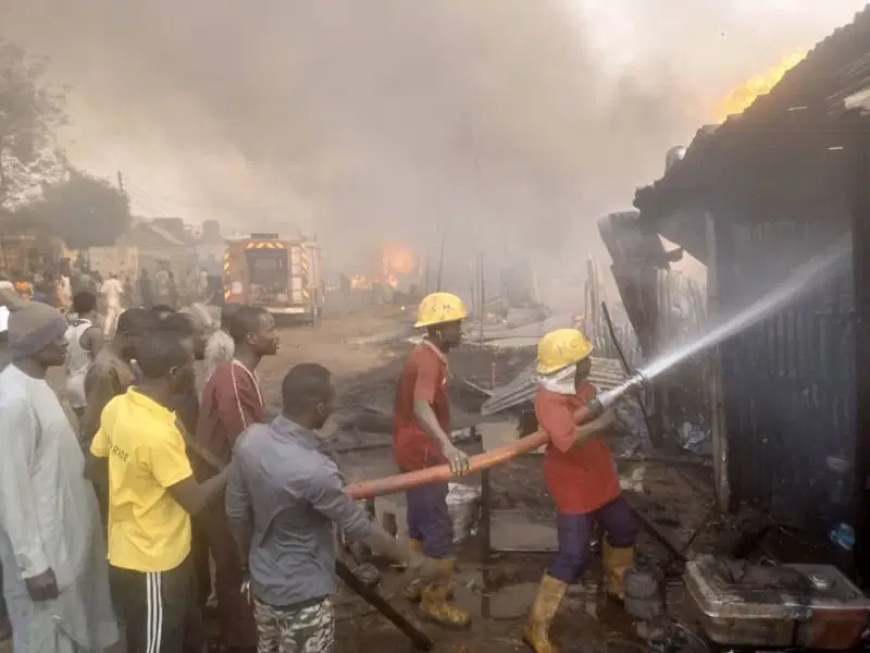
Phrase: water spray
[
  {"left": 593, "top": 370, "right": 650, "bottom": 411},
  {"left": 345, "top": 237, "right": 851, "bottom": 501},
  {"left": 642, "top": 237, "right": 850, "bottom": 381}
]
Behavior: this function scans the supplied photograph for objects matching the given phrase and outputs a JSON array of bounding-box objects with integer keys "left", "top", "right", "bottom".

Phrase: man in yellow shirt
[{"left": 90, "top": 330, "right": 229, "bottom": 653}]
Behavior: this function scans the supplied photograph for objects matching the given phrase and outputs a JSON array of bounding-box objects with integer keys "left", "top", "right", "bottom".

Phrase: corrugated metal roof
[
  {"left": 480, "top": 357, "right": 628, "bottom": 416},
  {"left": 598, "top": 210, "right": 673, "bottom": 269}
]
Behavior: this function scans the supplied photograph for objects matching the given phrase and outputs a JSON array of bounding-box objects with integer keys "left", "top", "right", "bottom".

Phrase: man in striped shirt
[{"left": 193, "top": 306, "right": 279, "bottom": 653}]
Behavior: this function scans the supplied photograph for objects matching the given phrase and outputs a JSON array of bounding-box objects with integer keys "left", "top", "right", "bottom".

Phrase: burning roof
[
  {"left": 635, "top": 5, "right": 870, "bottom": 226},
  {"left": 714, "top": 50, "right": 807, "bottom": 122}
]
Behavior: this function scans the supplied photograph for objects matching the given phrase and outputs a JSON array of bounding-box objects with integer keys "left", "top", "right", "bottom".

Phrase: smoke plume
[{"left": 1, "top": 0, "right": 866, "bottom": 277}]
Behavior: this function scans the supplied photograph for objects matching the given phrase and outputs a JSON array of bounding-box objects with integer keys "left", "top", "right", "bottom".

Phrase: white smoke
[{"left": 1, "top": 0, "right": 866, "bottom": 276}]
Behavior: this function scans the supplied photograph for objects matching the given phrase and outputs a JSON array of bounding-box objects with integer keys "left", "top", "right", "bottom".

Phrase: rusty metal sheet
[{"left": 481, "top": 357, "right": 628, "bottom": 415}]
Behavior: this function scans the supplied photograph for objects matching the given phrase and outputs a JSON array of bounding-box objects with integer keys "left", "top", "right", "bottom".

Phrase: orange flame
[
  {"left": 382, "top": 242, "right": 415, "bottom": 288},
  {"left": 348, "top": 242, "right": 417, "bottom": 291},
  {"left": 715, "top": 50, "right": 807, "bottom": 122},
  {"left": 350, "top": 274, "right": 371, "bottom": 290}
]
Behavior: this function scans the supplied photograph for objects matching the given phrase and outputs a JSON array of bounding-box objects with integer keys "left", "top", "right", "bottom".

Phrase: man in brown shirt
[
  {"left": 80, "top": 307, "right": 153, "bottom": 444},
  {"left": 194, "top": 306, "right": 279, "bottom": 653},
  {"left": 80, "top": 307, "right": 154, "bottom": 525}
]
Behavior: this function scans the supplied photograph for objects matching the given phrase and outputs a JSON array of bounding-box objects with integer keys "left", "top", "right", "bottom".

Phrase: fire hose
[
  {"left": 178, "top": 371, "right": 647, "bottom": 649},
  {"left": 345, "top": 371, "right": 648, "bottom": 500}
]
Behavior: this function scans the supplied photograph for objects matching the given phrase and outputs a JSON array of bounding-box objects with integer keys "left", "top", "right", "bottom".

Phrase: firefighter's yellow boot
[
  {"left": 603, "top": 542, "right": 634, "bottom": 601},
  {"left": 404, "top": 540, "right": 454, "bottom": 604},
  {"left": 523, "top": 574, "right": 567, "bottom": 653},
  {"left": 419, "top": 559, "right": 471, "bottom": 629},
  {"left": 404, "top": 540, "right": 425, "bottom": 603}
]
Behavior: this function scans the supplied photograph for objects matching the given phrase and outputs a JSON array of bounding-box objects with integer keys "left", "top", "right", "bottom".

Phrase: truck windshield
[{"left": 246, "top": 250, "right": 288, "bottom": 288}]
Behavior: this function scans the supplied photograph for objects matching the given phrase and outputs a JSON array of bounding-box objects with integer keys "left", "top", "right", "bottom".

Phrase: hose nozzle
[{"left": 594, "top": 370, "right": 650, "bottom": 411}]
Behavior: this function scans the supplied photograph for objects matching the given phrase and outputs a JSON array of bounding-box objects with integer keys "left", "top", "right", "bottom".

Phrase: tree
[
  {"left": 29, "top": 170, "right": 132, "bottom": 248},
  {"left": 0, "top": 40, "right": 66, "bottom": 210}
]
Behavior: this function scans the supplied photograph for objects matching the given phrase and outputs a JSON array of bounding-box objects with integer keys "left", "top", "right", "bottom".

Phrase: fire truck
[{"left": 223, "top": 234, "right": 323, "bottom": 322}]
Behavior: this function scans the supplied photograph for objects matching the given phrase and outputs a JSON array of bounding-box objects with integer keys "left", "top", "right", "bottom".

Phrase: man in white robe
[
  {"left": 99, "top": 273, "right": 124, "bottom": 337},
  {"left": 203, "top": 311, "right": 236, "bottom": 388},
  {"left": 0, "top": 302, "right": 118, "bottom": 653}
]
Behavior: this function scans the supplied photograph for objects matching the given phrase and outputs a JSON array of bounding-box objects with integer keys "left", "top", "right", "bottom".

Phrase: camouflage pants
[{"left": 254, "top": 597, "right": 335, "bottom": 653}]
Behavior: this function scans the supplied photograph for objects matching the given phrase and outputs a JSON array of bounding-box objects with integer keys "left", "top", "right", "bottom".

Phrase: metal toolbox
[{"left": 684, "top": 555, "right": 870, "bottom": 649}]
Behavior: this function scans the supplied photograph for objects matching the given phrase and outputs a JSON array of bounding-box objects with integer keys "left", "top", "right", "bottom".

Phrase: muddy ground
[{"left": 4, "top": 311, "right": 730, "bottom": 653}]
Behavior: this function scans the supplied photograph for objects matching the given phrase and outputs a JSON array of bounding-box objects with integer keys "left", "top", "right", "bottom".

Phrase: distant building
[
  {"left": 150, "top": 217, "right": 193, "bottom": 245},
  {"left": 114, "top": 220, "right": 195, "bottom": 279},
  {"left": 193, "top": 219, "right": 224, "bottom": 276},
  {"left": 0, "top": 212, "right": 63, "bottom": 274}
]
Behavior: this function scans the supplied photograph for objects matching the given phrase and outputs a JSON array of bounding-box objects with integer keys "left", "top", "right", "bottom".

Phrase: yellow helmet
[
  {"left": 414, "top": 292, "right": 468, "bottom": 328},
  {"left": 536, "top": 328, "right": 592, "bottom": 375}
]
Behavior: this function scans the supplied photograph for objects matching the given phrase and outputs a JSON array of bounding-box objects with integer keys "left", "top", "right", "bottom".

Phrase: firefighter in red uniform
[
  {"left": 524, "top": 328, "right": 637, "bottom": 653},
  {"left": 392, "top": 292, "right": 472, "bottom": 629}
]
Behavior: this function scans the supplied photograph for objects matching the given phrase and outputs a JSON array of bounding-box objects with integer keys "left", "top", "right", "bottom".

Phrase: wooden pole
[
  {"left": 335, "top": 562, "right": 433, "bottom": 651},
  {"left": 469, "top": 259, "right": 477, "bottom": 317}
]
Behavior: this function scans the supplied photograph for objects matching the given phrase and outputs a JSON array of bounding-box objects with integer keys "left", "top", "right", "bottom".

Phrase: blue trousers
[
  {"left": 406, "top": 482, "right": 454, "bottom": 559},
  {"left": 549, "top": 495, "right": 637, "bottom": 584}
]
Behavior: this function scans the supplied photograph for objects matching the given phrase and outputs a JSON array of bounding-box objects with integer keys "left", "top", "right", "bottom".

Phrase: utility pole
[
  {"left": 478, "top": 251, "right": 485, "bottom": 346},
  {"left": 117, "top": 171, "right": 126, "bottom": 195},
  {"left": 435, "top": 219, "right": 447, "bottom": 292}
]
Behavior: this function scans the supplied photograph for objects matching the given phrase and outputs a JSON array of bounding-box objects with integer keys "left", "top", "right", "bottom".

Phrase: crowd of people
[
  {"left": 0, "top": 262, "right": 218, "bottom": 336},
  {"left": 0, "top": 287, "right": 635, "bottom": 653}
]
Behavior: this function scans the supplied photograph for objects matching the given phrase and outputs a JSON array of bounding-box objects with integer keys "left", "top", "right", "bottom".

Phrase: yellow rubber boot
[
  {"left": 403, "top": 540, "right": 454, "bottom": 604},
  {"left": 419, "top": 559, "right": 471, "bottom": 630},
  {"left": 404, "top": 540, "right": 425, "bottom": 603},
  {"left": 523, "top": 574, "right": 567, "bottom": 653},
  {"left": 603, "top": 542, "right": 634, "bottom": 601}
]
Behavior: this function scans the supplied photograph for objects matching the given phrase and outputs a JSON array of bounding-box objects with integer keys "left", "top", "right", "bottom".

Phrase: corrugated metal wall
[
  {"left": 654, "top": 269, "right": 709, "bottom": 438},
  {"left": 715, "top": 218, "right": 856, "bottom": 530}
]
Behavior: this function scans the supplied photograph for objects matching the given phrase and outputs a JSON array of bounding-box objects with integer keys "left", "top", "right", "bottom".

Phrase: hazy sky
[{"left": 1, "top": 0, "right": 867, "bottom": 276}]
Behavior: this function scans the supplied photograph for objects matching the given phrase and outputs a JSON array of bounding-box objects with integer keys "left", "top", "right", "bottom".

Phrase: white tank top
[{"left": 65, "top": 319, "right": 94, "bottom": 409}]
